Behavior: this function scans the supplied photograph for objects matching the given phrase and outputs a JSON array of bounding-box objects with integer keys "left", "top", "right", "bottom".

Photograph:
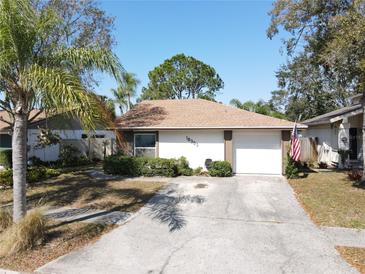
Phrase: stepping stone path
[
  {"left": 45, "top": 207, "right": 132, "bottom": 225},
  {"left": 84, "top": 170, "right": 121, "bottom": 181}
]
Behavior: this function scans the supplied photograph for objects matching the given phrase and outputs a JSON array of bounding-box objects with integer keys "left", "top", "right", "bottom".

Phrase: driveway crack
[{"left": 159, "top": 236, "right": 197, "bottom": 274}]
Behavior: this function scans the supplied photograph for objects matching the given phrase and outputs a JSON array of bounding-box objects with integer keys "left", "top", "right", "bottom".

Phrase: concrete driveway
[{"left": 38, "top": 176, "right": 357, "bottom": 274}]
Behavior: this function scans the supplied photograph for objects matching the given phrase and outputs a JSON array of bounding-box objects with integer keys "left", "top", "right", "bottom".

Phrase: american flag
[{"left": 290, "top": 123, "right": 301, "bottom": 162}]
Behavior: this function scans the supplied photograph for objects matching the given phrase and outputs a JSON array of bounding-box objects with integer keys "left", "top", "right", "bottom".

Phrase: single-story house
[
  {"left": 302, "top": 94, "right": 363, "bottom": 168},
  {"left": 115, "top": 99, "right": 307, "bottom": 175},
  {"left": 0, "top": 110, "right": 116, "bottom": 162}
]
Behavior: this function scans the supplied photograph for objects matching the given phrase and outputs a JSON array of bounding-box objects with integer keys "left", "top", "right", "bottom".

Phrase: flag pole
[{"left": 290, "top": 114, "right": 302, "bottom": 162}]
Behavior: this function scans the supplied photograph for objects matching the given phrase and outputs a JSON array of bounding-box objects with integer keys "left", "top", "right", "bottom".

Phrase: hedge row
[
  {"left": 0, "top": 167, "right": 61, "bottom": 188},
  {"left": 103, "top": 155, "right": 188, "bottom": 177},
  {"left": 103, "top": 154, "right": 232, "bottom": 177}
]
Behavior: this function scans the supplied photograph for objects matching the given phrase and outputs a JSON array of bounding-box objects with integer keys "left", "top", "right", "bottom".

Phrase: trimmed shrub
[
  {"left": 0, "top": 209, "right": 47, "bottom": 255},
  {"left": 0, "top": 167, "right": 60, "bottom": 188},
  {"left": 285, "top": 156, "right": 300, "bottom": 179},
  {"left": 57, "top": 145, "right": 91, "bottom": 168},
  {"left": 141, "top": 158, "right": 177, "bottom": 177},
  {"left": 103, "top": 155, "right": 146, "bottom": 176},
  {"left": 58, "top": 145, "right": 80, "bottom": 166},
  {"left": 0, "top": 149, "right": 12, "bottom": 168},
  {"left": 208, "top": 161, "right": 232, "bottom": 177},
  {"left": 27, "top": 167, "right": 61, "bottom": 184},
  {"left": 44, "top": 168, "right": 61, "bottom": 177},
  {"left": 104, "top": 155, "right": 191, "bottom": 177},
  {"left": 27, "top": 167, "right": 47, "bottom": 184},
  {"left": 76, "top": 155, "right": 92, "bottom": 166},
  {"left": 175, "top": 157, "right": 193, "bottom": 176}
]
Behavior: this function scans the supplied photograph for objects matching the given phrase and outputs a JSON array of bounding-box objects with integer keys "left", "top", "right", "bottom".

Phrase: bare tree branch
[
  {"left": 0, "top": 116, "right": 13, "bottom": 127},
  {"left": 28, "top": 109, "right": 44, "bottom": 123}
]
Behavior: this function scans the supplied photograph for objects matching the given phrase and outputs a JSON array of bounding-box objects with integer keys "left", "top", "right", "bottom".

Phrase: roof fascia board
[
  {"left": 329, "top": 108, "right": 363, "bottom": 123},
  {"left": 115, "top": 125, "right": 307, "bottom": 130}
]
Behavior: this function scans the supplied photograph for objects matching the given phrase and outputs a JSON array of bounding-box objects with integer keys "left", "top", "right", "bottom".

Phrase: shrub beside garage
[
  {"left": 207, "top": 161, "right": 232, "bottom": 177},
  {"left": 103, "top": 155, "right": 186, "bottom": 177},
  {"left": 103, "top": 154, "right": 233, "bottom": 177}
]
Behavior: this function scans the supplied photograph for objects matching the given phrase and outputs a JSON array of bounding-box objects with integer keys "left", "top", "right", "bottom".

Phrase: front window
[
  {"left": 134, "top": 133, "right": 156, "bottom": 157},
  {"left": 0, "top": 134, "right": 12, "bottom": 148}
]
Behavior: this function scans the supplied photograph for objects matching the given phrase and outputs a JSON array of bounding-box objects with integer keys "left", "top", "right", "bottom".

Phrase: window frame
[
  {"left": 134, "top": 133, "right": 156, "bottom": 157},
  {"left": 0, "top": 133, "right": 12, "bottom": 149}
]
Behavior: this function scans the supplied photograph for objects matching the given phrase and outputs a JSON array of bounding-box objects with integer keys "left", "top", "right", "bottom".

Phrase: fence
[
  {"left": 299, "top": 137, "right": 318, "bottom": 163},
  {"left": 60, "top": 138, "right": 117, "bottom": 160},
  {"left": 282, "top": 137, "right": 318, "bottom": 165}
]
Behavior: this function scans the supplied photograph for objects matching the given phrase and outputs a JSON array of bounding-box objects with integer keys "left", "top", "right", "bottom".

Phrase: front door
[{"left": 349, "top": 128, "right": 357, "bottom": 160}]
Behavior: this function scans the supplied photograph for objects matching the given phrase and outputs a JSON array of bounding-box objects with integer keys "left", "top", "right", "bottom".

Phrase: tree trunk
[
  {"left": 12, "top": 112, "right": 28, "bottom": 223},
  {"left": 127, "top": 94, "right": 131, "bottom": 111},
  {"left": 362, "top": 90, "right": 365, "bottom": 181}
]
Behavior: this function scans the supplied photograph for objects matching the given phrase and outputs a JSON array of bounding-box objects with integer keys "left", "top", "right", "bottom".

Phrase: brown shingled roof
[
  {"left": 116, "top": 99, "right": 307, "bottom": 129},
  {"left": 0, "top": 110, "right": 46, "bottom": 131}
]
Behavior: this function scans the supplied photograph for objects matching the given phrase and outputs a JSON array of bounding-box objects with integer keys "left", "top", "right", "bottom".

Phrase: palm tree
[
  {"left": 0, "top": 0, "right": 123, "bottom": 222},
  {"left": 112, "top": 72, "right": 140, "bottom": 113},
  {"left": 229, "top": 98, "right": 244, "bottom": 109},
  {"left": 111, "top": 86, "right": 128, "bottom": 114},
  {"left": 230, "top": 98, "right": 286, "bottom": 118},
  {"left": 230, "top": 98, "right": 257, "bottom": 112}
]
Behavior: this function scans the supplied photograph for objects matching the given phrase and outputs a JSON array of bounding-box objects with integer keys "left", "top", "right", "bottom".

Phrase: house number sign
[{"left": 186, "top": 136, "right": 198, "bottom": 147}]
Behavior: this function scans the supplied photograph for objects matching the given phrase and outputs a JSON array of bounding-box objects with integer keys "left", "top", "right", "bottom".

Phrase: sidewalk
[{"left": 321, "top": 226, "right": 365, "bottom": 248}]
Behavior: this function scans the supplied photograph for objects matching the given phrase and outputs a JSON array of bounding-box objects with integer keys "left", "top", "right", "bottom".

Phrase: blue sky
[{"left": 97, "top": 0, "right": 288, "bottom": 106}]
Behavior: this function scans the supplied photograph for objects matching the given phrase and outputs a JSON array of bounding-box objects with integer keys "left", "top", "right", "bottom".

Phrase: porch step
[{"left": 348, "top": 160, "right": 363, "bottom": 169}]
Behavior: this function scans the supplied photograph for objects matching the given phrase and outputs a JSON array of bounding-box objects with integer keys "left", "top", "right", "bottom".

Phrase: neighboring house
[
  {"left": 0, "top": 110, "right": 116, "bottom": 162},
  {"left": 302, "top": 94, "right": 363, "bottom": 168},
  {"left": 115, "top": 99, "right": 306, "bottom": 175}
]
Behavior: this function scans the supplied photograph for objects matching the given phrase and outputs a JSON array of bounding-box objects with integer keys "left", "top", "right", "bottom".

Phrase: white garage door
[{"left": 233, "top": 131, "right": 282, "bottom": 175}]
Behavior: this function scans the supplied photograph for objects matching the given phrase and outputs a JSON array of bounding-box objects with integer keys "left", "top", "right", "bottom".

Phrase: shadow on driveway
[{"left": 146, "top": 186, "right": 205, "bottom": 232}]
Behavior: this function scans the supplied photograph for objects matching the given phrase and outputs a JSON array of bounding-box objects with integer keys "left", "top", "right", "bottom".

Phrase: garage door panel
[{"left": 233, "top": 131, "right": 282, "bottom": 175}]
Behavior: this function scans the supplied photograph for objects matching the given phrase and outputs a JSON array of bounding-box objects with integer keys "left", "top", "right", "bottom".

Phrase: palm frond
[
  {"left": 0, "top": 0, "right": 123, "bottom": 129},
  {"left": 0, "top": 0, "right": 37, "bottom": 70},
  {"left": 52, "top": 47, "right": 124, "bottom": 83},
  {"left": 229, "top": 98, "right": 243, "bottom": 109},
  {"left": 23, "top": 64, "right": 110, "bottom": 129},
  {"left": 122, "top": 72, "right": 140, "bottom": 97}
]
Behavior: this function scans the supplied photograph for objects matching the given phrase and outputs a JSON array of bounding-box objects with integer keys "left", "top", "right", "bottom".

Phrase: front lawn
[
  {"left": 288, "top": 170, "right": 365, "bottom": 228},
  {"left": 0, "top": 169, "right": 165, "bottom": 272},
  {"left": 337, "top": 247, "right": 365, "bottom": 274},
  {"left": 289, "top": 170, "right": 365, "bottom": 274},
  {"left": 0, "top": 169, "right": 165, "bottom": 211}
]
